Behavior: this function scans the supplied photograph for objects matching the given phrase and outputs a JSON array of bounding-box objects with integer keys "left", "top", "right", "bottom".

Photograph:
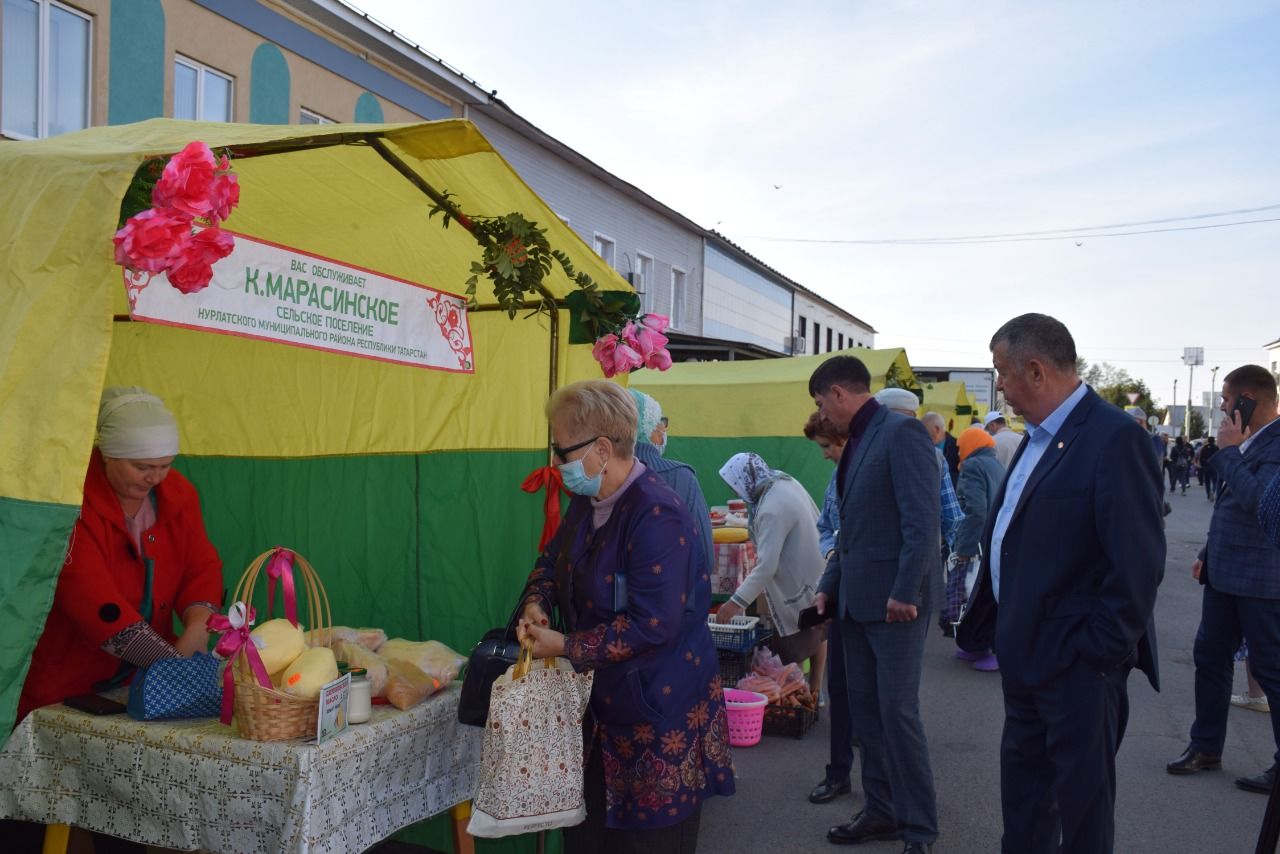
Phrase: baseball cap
[{"left": 983, "top": 411, "right": 1006, "bottom": 427}]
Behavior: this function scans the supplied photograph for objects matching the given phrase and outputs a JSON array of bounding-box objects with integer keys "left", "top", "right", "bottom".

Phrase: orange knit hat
[{"left": 958, "top": 425, "right": 995, "bottom": 462}]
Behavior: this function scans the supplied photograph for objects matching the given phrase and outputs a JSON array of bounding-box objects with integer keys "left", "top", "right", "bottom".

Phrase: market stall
[
  {"left": 0, "top": 118, "right": 635, "bottom": 852},
  {"left": 632, "top": 347, "right": 919, "bottom": 503},
  {"left": 919, "top": 380, "right": 976, "bottom": 436}
]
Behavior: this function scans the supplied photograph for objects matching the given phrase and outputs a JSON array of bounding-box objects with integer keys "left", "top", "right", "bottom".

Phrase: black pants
[
  {"left": 563, "top": 736, "right": 703, "bottom": 854},
  {"left": 1000, "top": 658, "right": 1131, "bottom": 854}
]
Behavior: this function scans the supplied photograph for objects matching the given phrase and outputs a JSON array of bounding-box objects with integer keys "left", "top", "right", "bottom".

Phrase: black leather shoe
[
  {"left": 827, "top": 810, "right": 899, "bottom": 845},
  {"left": 902, "top": 844, "right": 933, "bottom": 854},
  {"left": 1236, "top": 764, "right": 1277, "bottom": 794},
  {"left": 810, "top": 778, "right": 853, "bottom": 803},
  {"left": 1166, "top": 745, "right": 1222, "bottom": 775}
]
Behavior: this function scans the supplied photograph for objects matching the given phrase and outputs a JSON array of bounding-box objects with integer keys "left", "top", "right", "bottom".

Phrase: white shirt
[{"left": 1241, "top": 415, "right": 1280, "bottom": 455}]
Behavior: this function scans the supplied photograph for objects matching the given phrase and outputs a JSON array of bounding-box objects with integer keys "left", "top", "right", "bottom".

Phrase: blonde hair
[{"left": 546, "top": 380, "right": 638, "bottom": 457}]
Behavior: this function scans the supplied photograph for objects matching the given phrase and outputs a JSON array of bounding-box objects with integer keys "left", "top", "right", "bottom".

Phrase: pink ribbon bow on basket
[
  {"left": 265, "top": 547, "right": 298, "bottom": 626},
  {"left": 208, "top": 602, "right": 273, "bottom": 725}
]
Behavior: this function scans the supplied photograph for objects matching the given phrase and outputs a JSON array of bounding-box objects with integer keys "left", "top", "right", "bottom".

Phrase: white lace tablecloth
[{"left": 0, "top": 683, "right": 480, "bottom": 853}]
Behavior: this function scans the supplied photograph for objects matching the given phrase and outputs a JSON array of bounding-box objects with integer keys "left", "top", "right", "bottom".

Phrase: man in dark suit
[
  {"left": 1165, "top": 364, "right": 1280, "bottom": 792},
  {"left": 957, "top": 313, "right": 1164, "bottom": 854},
  {"left": 810, "top": 356, "right": 942, "bottom": 854}
]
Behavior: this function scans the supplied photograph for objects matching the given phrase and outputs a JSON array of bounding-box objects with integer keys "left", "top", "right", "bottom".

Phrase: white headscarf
[
  {"left": 96, "top": 386, "right": 180, "bottom": 459},
  {"left": 629, "top": 388, "right": 664, "bottom": 443},
  {"left": 875, "top": 387, "right": 920, "bottom": 415},
  {"left": 719, "top": 452, "right": 777, "bottom": 504}
]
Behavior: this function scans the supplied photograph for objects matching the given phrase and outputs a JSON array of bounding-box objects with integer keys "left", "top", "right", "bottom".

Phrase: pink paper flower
[
  {"left": 632, "top": 322, "right": 669, "bottom": 360},
  {"left": 113, "top": 208, "right": 193, "bottom": 273},
  {"left": 165, "top": 227, "right": 235, "bottom": 294},
  {"left": 592, "top": 332, "right": 644, "bottom": 378},
  {"left": 152, "top": 141, "right": 218, "bottom": 219},
  {"left": 643, "top": 346, "right": 673, "bottom": 371},
  {"left": 640, "top": 313, "right": 670, "bottom": 334},
  {"left": 206, "top": 171, "right": 240, "bottom": 225}
]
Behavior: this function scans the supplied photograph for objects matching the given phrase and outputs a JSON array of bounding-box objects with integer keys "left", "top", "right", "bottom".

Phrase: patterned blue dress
[{"left": 521, "top": 471, "right": 735, "bottom": 830}]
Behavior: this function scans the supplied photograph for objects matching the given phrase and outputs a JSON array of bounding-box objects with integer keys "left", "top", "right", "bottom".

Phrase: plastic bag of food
[
  {"left": 379, "top": 639, "right": 465, "bottom": 685},
  {"left": 331, "top": 638, "right": 389, "bottom": 697},
  {"left": 309, "top": 626, "right": 387, "bottom": 651},
  {"left": 384, "top": 658, "right": 449, "bottom": 710}
]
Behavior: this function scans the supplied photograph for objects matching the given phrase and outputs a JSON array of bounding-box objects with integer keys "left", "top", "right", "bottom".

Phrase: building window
[
  {"left": 838, "top": 333, "right": 845, "bottom": 350},
  {"left": 798, "top": 315, "right": 807, "bottom": 339},
  {"left": 827, "top": 328, "right": 833, "bottom": 352},
  {"left": 2, "top": 0, "right": 91, "bottom": 139},
  {"left": 299, "top": 107, "right": 334, "bottom": 124},
  {"left": 593, "top": 233, "right": 616, "bottom": 267},
  {"left": 636, "top": 252, "right": 654, "bottom": 312},
  {"left": 813, "top": 323, "right": 821, "bottom": 354},
  {"left": 671, "top": 266, "right": 687, "bottom": 329},
  {"left": 174, "top": 55, "right": 233, "bottom": 122}
]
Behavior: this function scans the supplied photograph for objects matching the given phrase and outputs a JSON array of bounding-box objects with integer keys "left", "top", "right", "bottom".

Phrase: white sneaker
[{"left": 1231, "top": 693, "right": 1271, "bottom": 713}]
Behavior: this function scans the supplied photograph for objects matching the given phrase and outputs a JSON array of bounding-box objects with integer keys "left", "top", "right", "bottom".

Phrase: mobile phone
[
  {"left": 1232, "top": 395, "right": 1257, "bottom": 430},
  {"left": 63, "top": 693, "right": 127, "bottom": 716}
]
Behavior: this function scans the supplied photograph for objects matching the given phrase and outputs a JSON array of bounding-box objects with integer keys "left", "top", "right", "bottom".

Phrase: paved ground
[{"left": 700, "top": 483, "right": 1277, "bottom": 853}]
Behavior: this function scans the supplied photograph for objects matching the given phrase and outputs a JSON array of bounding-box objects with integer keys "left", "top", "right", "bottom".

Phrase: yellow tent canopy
[
  {"left": 919, "top": 380, "right": 976, "bottom": 436},
  {"left": 0, "top": 118, "right": 630, "bottom": 733},
  {"left": 632, "top": 347, "right": 917, "bottom": 505}
]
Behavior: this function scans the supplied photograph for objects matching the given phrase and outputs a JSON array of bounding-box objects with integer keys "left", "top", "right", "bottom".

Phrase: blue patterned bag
[{"left": 127, "top": 652, "right": 223, "bottom": 720}]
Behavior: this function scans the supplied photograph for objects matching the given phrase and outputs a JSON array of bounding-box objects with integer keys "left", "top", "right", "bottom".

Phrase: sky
[{"left": 352, "top": 0, "right": 1280, "bottom": 410}]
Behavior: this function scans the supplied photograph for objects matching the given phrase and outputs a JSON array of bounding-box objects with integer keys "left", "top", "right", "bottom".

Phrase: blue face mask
[{"left": 559, "top": 455, "right": 605, "bottom": 497}]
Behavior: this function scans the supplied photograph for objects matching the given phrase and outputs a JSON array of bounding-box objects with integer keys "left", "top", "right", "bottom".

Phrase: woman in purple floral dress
[{"left": 518, "top": 380, "right": 735, "bottom": 853}]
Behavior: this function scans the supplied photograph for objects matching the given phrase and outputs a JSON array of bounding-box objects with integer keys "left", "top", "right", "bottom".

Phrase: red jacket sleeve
[
  {"left": 54, "top": 513, "right": 146, "bottom": 647},
  {"left": 171, "top": 485, "right": 224, "bottom": 618}
]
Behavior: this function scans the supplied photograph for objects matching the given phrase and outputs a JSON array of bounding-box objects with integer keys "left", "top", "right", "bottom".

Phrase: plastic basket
[
  {"left": 723, "top": 688, "right": 768, "bottom": 747},
  {"left": 707, "top": 615, "right": 762, "bottom": 653},
  {"left": 762, "top": 703, "right": 819, "bottom": 739},
  {"left": 718, "top": 650, "right": 751, "bottom": 687}
]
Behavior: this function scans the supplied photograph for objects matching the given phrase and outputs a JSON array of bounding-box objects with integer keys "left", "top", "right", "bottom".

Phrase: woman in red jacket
[{"left": 18, "top": 387, "right": 223, "bottom": 722}]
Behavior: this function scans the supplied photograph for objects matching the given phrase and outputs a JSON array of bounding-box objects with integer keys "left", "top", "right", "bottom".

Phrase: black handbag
[{"left": 458, "top": 511, "right": 584, "bottom": 727}]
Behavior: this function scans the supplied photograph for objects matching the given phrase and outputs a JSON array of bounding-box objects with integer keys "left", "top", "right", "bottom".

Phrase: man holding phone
[{"left": 1167, "top": 365, "right": 1280, "bottom": 794}]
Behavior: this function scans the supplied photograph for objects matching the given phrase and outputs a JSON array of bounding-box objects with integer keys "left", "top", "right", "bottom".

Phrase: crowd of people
[
  {"left": 12, "top": 312, "right": 1280, "bottom": 854},
  {"left": 513, "top": 312, "right": 1280, "bottom": 854}
]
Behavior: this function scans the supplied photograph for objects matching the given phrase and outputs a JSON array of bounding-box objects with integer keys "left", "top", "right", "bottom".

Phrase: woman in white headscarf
[
  {"left": 17, "top": 387, "right": 223, "bottom": 722},
  {"left": 715, "top": 452, "right": 827, "bottom": 665}
]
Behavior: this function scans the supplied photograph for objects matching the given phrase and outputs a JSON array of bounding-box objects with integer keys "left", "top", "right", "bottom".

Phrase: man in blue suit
[
  {"left": 957, "top": 314, "right": 1164, "bottom": 854},
  {"left": 1166, "top": 364, "right": 1280, "bottom": 792},
  {"left": 810, "top": 356, "right": 942, "bottom": 854}
]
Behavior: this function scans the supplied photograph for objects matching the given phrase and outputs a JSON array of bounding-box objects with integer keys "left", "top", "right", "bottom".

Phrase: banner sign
[{"left": 125, "top": 231, "right": 474, "bottom": 373}]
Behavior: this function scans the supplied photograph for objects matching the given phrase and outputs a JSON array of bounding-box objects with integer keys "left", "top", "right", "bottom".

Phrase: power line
[{"left": 735, "top": 205, "right": 1280, "bottom": 246}]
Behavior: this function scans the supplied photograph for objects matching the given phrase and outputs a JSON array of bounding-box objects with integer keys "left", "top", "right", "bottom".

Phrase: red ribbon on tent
[
  {"left": 521, "top": 465, "right": 567, "bottom": 551},
  {"left": 265, "top": 547, "right": 298, "bottom": 626},
  {"left": 209, "top": 602, "right": 272, "bottom": 725}
]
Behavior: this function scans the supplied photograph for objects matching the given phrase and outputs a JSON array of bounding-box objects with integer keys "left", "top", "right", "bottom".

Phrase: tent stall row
[
  {"left": 0, "top": 118, "right": 632, "bottom": 851},
  {"left": 633, "top": 347, "right": 919, "bottom": 506}
]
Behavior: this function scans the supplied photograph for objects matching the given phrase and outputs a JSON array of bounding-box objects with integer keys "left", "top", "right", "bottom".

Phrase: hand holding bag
[
  {"left": 458, "top": 510, "right": 584, "bottom": 727},
  {"left": 126, "top": 652, "right": 223, "bottom": 720},
  {"left": 468, "top": 642, "right": 594, "bottom": 838}
]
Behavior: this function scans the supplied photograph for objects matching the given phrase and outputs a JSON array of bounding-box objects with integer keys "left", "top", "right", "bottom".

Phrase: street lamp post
[
  {"left": 1210, "top": 366, "right": 1220, "bottom": 437},
  {"left": 1183, "top": 347, "right": 1204, "bottom": 438}
]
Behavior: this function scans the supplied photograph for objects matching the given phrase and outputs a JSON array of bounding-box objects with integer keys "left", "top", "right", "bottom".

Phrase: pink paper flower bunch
[
  {"left": 592, "top": 313, "right": 672, "bottom": 377},
  {"left": 113, "top": 141, "right": 240, "bottom": 294}
]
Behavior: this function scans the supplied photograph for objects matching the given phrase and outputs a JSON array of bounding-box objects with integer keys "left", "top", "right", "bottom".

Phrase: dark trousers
[
  {"left": 1167, "top": 466, "right": 1178, "bottom": 492},
  {"left": 564, "top": 736, "right": 703, "bottom": 854},
  {"left": 1190, "top": 583, "right": 1280, "bottom": 763},
  {"left": 1000, "top": 660, "right": 1131, "bottom": 854},
  {"left": 841, "top": 616, "right": 937, "bottom": 844},
  {"left": 1204, "top": 470, "right": 1219, "bottom": 499},
  {"left": 825, "top": 617, "right": 856, "bottom": 783}
]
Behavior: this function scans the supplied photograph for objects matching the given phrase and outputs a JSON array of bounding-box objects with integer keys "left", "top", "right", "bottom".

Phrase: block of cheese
[
  {"left": 250, "top": 618, "right": 307, "bottom": 675},
  {"left": 278, "top": 646, "right": 339, "bottom": 699}
]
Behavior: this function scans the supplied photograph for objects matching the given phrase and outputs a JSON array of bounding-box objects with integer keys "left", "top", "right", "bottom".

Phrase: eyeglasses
[{"left": 552, "top": 436, "right": 599, "bottom": 463}]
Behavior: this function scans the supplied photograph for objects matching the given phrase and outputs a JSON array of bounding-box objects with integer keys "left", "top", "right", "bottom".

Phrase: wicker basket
[{"left": 227, "top": 548, "right": 332, "bottom": 741}]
